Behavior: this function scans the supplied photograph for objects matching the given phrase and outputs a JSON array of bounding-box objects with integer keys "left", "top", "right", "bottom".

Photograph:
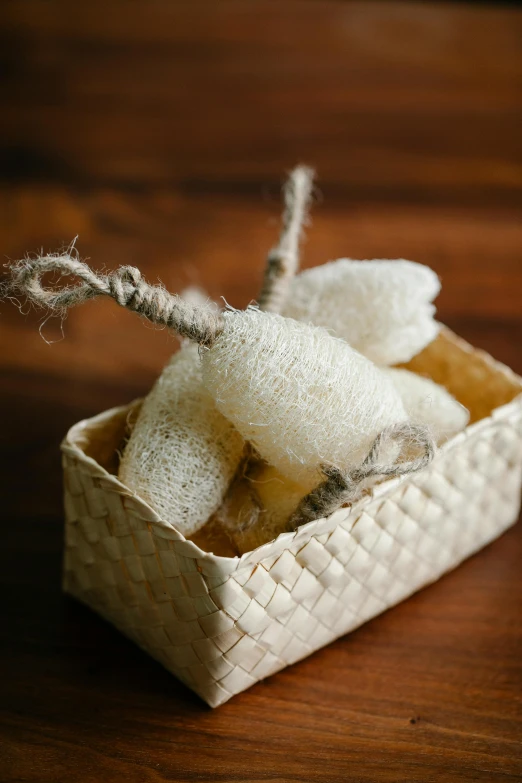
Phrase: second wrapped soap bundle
[{"left": 6, "top": 167, "right": 469, "bottom": 555}]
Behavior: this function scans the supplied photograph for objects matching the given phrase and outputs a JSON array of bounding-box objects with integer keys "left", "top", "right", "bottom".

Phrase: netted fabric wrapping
[
  {"left": 284, "top": 259, "right": 440, "bottom": 365},
  {"left": 385, "top": 368, "right": 469, "bottom": 444},
  {"left": 202, "top": 309, "right": 407, "bottom": 486},
  {"left": 118, "top": 344, "right": 244, "bottom": 536}
]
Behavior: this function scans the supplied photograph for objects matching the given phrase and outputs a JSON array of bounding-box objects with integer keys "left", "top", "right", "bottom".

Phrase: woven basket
[{"left": 62, "top": 328, "right": 522, "bottom": 707}]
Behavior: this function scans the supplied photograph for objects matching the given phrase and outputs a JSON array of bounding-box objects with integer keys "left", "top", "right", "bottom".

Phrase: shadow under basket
[{"left": 62, "top": 328, "right": 522, "bottom": 707}]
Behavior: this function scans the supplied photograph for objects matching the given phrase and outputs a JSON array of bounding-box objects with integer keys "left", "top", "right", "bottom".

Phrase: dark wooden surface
[{"left": 1, "top": 2, "right": 522, "bottom": 781}]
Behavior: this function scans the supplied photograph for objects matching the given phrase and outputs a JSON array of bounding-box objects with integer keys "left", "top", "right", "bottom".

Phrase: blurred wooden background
[{"left": 1, "top": 2, "right": 521, "bottom": 781}]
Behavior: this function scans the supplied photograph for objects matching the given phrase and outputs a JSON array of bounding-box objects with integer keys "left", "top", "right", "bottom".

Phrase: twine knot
[
  {"left": 5, "top": 254, "right": 225, "bottom": 347},
  {"left": 107, "top": 265, "right": 144, "bottom": 306}
]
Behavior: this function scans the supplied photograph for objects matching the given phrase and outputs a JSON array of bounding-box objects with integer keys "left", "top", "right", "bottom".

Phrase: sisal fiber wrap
[
  {"left": 118, "top": 344, "right": 244, "bottom": 536},
  {"left": 385, "top": 368, "right": 469, "bottom": 443},
  {"left": 284, "top": 258, "right": 440, "bottom": 365},
  {"left": 202, "top": 308, "right": 408, "bottom": 486}
]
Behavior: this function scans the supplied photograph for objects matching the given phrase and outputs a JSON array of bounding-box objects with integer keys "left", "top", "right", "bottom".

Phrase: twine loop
[
  {"left": 290, "top": 422, "right": 436, "bottom": 527},
  {"left": 7, "top": 254, "right": 224, "bottom": 347}
]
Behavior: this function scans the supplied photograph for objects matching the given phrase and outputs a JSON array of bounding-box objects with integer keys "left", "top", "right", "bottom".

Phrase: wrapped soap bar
[
  {"left": 284, "top": 258, "right": 440, "bottom": 365},
  {"left": 203, "top": 308, "right": 407, "bottom": 485},
  {"left": 119, "top": 344, "right": 244, "bottom": 535}
]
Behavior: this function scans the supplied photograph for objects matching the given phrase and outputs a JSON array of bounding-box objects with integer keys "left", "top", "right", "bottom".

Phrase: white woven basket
[{"left": 62, "top": 328, "right": 522, "bottom": 707}]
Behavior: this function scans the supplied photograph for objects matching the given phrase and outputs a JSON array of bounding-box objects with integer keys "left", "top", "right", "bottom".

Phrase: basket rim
[{"left": 61, "top": 327, "right": 522, "bottom": 570}]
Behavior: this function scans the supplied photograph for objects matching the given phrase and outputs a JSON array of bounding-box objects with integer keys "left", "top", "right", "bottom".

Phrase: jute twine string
[
  {"left": 7, "top": 253, "right": 225, "bottom": 347},
  {"left": 257, "top": 165, "right": 315, "bottom": 313},
  {"left": 290, "top": 423, "right": 436, "bottom": 527},
  {"left": 6, "top": 166, "right": 314, "bottom": 347}
]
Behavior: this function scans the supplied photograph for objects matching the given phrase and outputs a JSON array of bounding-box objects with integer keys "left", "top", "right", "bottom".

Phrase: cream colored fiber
[
  {"left": 385, "top": 368, "right": 469, "bottom": 443},
  {"left": 284, "top": 258, "right": 440, "bottom": 365},
  {"left": 203, "top": 308, "right": 408, "bottom": 486},
  {"left": 119, "top": 344, "right": 244, "bottom": 535}
]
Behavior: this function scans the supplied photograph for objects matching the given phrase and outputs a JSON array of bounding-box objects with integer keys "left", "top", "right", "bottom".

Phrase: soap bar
[
  {"left": 285, "top": 258, "right": 440, "bottom": 365},
  {"left": 119, "top": 344, "right": 244, "bottom": 536},
  {"left": 203, "top": 308, "right": 407, "bottom": 485}
]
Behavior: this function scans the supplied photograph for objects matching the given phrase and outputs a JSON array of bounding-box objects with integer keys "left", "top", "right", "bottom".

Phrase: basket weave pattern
[{"left": 62, "top": 330, "right": 522, "bottom": 707}]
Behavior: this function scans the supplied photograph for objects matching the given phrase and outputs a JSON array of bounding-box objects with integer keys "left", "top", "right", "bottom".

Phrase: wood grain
[{"left": 0, "top": 2, "right": 521, "bottom": 782}]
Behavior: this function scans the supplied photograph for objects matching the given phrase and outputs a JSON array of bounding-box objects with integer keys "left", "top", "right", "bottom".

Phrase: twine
[
  {"left": 7, "top": 254, "right": 225, "bottom": 347},
  {"left": 257, "top": 165, "right": 314, "bottom": 313},
  {"left": 289, "top": 423, "right": 436, "bottom": 527}
]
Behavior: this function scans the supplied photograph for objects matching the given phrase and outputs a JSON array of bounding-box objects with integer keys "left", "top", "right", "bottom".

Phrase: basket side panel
[{"left": 63, "top": 408, "right": 522, "bottom": 707}]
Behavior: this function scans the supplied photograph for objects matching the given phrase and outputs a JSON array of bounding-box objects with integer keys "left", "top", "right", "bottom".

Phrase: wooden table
[{"left": 1, "top": 2, "right": 521, "bottom": 781}]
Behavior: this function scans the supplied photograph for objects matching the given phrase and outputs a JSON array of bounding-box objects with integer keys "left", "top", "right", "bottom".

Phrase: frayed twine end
[{"left": 3, "top": 251, "right": 225, "bottom": 348}]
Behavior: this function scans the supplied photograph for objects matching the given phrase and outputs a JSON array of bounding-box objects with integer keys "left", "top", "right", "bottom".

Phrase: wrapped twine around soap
[{"left": 5, "top": 252, "right": 436, "bottom": 524}]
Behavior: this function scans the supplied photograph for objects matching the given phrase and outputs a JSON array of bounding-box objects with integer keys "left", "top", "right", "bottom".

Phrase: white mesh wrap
[
  {"left": 284, "top": 258, "right": 441, "bottom": 365},
  {"left": 119, "top": 344, "right": 244, "bottom": 536},
  {"left": 385, "top": 368, "right": 469, "bottom": 443},
  {"left": 203, "top": 309, "right": 407, "bottom": 485}
]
